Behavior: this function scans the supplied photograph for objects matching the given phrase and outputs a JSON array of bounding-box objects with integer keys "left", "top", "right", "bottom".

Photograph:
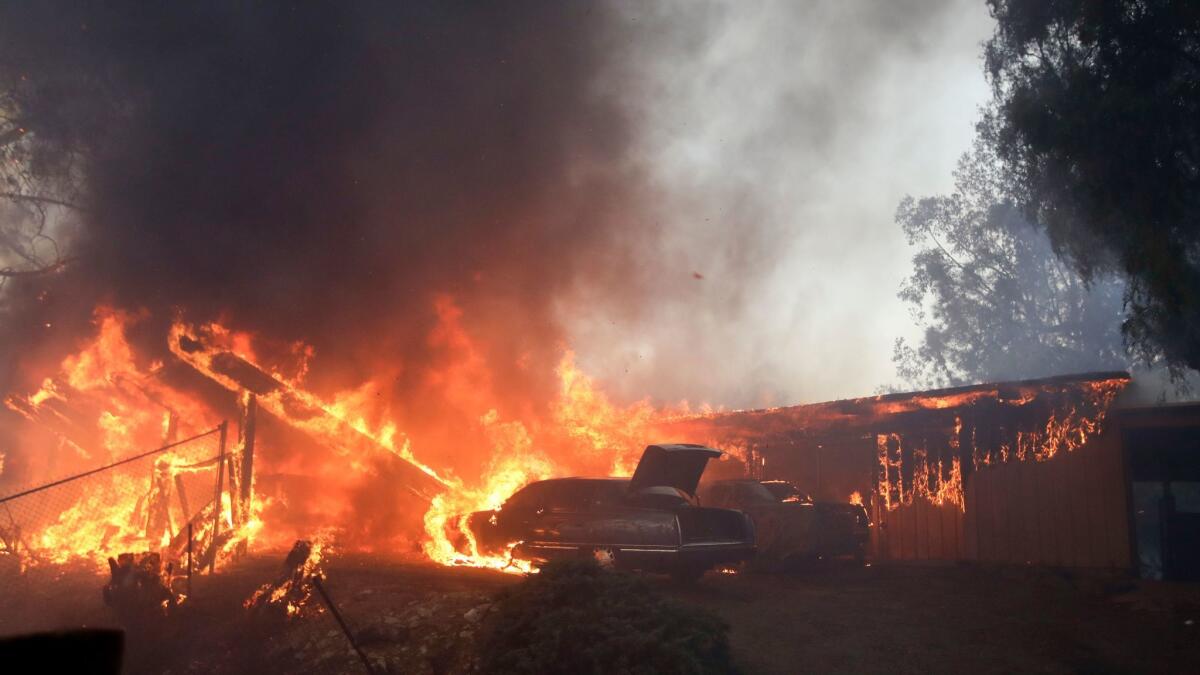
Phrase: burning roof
[
  {"left": 664, "top": 371, "right": 1129, "bottom": 442},
  {"left": 659, "top": 371, "right": 1130, "bottom": 513}
]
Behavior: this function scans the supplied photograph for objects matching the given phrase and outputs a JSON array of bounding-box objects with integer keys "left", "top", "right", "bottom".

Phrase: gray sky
[{"left": 564, "top": 0, "right": 996, "bottom": 409}]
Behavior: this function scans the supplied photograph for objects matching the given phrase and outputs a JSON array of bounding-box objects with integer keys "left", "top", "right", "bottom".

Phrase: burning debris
[{"left": 245, "top": 539, "right": 327, "bottom": 620}]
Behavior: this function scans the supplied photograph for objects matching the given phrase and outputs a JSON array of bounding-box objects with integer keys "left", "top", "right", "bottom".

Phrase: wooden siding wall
[
  {"left": 873, "top": 498, "right": 964, "bottom": 561},
  {"left": 749, "top": 423, "right": 1135, "bottom": 569},
  {"left": 869, "top": 429, "right": 1130, "bottom": 568},
  {"left": 962, "top": 429, "right": 1131, "bottom": 568}
]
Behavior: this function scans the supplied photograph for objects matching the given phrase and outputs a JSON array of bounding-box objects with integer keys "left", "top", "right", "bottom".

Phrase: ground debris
[
  {"left": 103, "top": 552, "right": 177, "bottom": 622},
  {"left": 267, "top": 582, "right": 494, "bottom": 674}
]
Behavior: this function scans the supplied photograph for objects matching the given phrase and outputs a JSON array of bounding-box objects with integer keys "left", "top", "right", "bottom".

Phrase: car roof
[{"left": 649, "top": 443, "right": 721, "bottom": 453}]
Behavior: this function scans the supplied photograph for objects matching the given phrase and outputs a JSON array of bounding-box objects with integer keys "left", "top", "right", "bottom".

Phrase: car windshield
[
  {"left": 739, "top": 482, "right": 779, "bottom": 503},
  {"left": 761, "top": 481, "right": 811, "bottom": 503}
]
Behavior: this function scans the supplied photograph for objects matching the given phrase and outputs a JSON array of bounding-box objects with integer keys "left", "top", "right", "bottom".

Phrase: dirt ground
[{"left": 2, "top": 554, "right": 1198, "bottom": 674}]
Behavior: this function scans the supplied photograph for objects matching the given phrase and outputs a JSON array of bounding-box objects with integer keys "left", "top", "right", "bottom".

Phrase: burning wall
[
  {"left": 660, "top": 372, "right": 1129, "bottom": 511},
  {"left": 657, "top": 373, "right": 1133, "bottom": 566}
]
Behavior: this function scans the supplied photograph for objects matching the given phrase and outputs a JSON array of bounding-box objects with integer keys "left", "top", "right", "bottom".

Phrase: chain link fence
[{"left": 0, "top": 426, "right": 225, "bottom": 571}]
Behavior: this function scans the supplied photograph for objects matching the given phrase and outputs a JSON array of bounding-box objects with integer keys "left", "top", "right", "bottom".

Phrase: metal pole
[
  {"left": 208, "top": 421, "right": 228, "bottom": 574},
  {"left": 312, "top": 576, "right": 374, "bottom": 674}
]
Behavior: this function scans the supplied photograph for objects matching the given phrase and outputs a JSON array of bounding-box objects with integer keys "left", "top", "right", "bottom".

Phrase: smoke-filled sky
[
  {"left": 0, "top": 0, "right": 995, "bottom": 414},
  {"left": 569, "top": 0, "right": 995, "bottom": 407}
]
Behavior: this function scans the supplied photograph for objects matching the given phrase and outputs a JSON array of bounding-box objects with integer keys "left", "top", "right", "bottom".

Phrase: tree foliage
[
  {"left": 894, "top": 137, "right": 1127, "bottom": 389},
  {"left": 984, "top": 0, "right": 1200, "bottom": 375},
  {"left": 479, "top": 559, "right": 734, "bottom": 675}
]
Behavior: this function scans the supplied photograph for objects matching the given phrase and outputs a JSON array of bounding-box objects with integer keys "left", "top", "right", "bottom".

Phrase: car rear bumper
[
  {"left": 631, "top": 542, "right": 756, "bottom": 571},
  {"left": 518, "top": 540, "right": 755, "bottom": 571}
]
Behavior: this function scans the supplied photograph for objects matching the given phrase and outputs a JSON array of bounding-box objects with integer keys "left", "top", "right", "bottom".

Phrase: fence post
[
  {"left": 208, "top": 420, "right": 228, "bottom": 574},
  {"left": 187, "top": 521, "right": 193, "bottom": 596},
  {"left": 236, "top": 393, "right": 257, "bottom": 559}
]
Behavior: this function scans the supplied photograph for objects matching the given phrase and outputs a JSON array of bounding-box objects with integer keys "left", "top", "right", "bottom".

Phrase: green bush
[{"left": 479, "top": 559, "right": 735, "bottom": 675}]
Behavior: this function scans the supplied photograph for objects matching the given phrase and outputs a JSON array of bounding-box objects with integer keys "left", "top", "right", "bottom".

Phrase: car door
[
  {"left": 534, "top": 481, "right": 593, "bottom": 547},
  {"left": 495, "top": 481, "right": 549, "bottom": 540}
]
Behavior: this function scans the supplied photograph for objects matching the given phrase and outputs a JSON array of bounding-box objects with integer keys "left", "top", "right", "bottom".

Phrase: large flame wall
[{"left": 1, "top": 303, "right": 699, "bottom": 571}]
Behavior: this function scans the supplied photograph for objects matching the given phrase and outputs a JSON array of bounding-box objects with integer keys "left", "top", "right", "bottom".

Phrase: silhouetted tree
[
  {"left": 984, "top": 0, "right": 1200, "bottom": 376},
  {"left": 894, "top": 137, "right": 1127, "bottom": 389},
  {"left": 0, "top": 18, "right": 93, "bottom": 285}
]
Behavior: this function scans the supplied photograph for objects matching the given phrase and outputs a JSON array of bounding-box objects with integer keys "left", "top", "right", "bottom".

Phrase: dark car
[
  {"left": 699, "top": 479, "right": 870, "bottom": 569},
  {"left": 760, "top": 479, "right": 813, "bottom": 504},
  {"left": 458, "top": 444, "right": 755, "bottom": 581}
]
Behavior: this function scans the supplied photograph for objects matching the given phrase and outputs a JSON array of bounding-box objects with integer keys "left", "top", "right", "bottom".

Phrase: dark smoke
[{"left": 0, "top": 2, "right": 647, "bottom": 422}]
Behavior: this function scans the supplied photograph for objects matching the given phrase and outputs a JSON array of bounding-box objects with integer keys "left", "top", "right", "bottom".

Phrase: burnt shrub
[{"left": 479, "top": 559, "right": 735, "bottom": 674}]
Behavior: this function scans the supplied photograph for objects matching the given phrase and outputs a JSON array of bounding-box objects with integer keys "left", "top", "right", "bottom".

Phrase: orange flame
[{"left": 2, "top": 308, "right": 258, "bottom": 570}]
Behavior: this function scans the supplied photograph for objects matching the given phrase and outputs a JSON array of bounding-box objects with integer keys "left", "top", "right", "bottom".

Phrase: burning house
[{"left": 662, "top": 372, "right": 1200, "bottom": 580}]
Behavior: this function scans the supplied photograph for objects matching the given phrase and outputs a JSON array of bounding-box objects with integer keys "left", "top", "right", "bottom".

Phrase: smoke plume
[{"left": 0, "top": 2, "right": 650, "bottom": 413}]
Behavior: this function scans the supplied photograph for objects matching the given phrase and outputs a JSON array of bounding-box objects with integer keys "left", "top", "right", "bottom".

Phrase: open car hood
[{"left": 629, "top": 444, "right": 722, "bottom": 498}]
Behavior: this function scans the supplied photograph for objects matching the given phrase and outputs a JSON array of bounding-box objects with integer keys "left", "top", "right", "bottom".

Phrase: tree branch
[
  {"left": 921, "top": 223, "right": 997, "bottom": 296},
  {"left": 0, "top": 191, "right": 87, "bottom": 212},
  {"left": 0, "top": 124, "right": 27, "bottom": 148},
  {"left": 0, "top": 257, "right": 74, "bottom": 278}
]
